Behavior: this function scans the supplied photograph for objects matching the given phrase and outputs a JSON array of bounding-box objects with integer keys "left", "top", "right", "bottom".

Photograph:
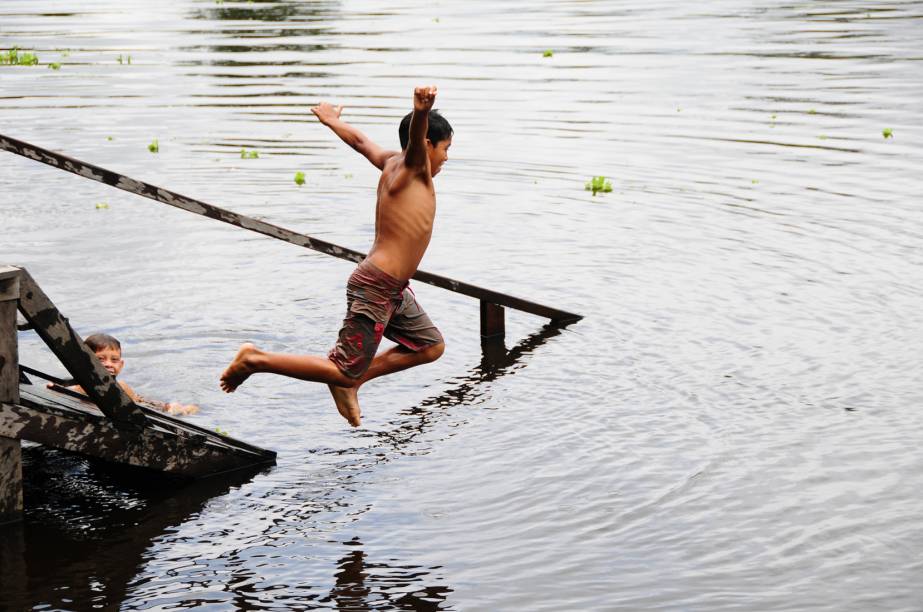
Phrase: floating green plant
[
  {"left": 585, "top": 176, "right": 613, "bottom": 196},
  {"left": 882, "top": 128, "right": 893, "bottom": 139},
  {"left": 214, "top": 426, "right": 229, "bottom": 436},
  {"left": 240, "top": 148, "right": 259, "bottom": 159},
  {"left": 106, "top": 136, "right": 113, "bottom": 141},
  {"left": 117, "top": 54, "right": 132, "bottom": 65},
  {"left": 95, "top": 202, "right": 109, "bottom": 210},
  {"left": 48, "top": 62, "right": 61, "bottom": 70},
  {"left": 543, "top": 49, "right": 554, "bottom": 58},
  {"left": 1, "top": 48, "right": 39, "bottom": 66},
  {"left": 294, "top": 171, "right": 306, "bottom": 186},
  {"left": 808, "top": 108, "right": 817, "bottom": 115},
  {"left": 148, "top": 139, "right": 159, "bottom": 153}
]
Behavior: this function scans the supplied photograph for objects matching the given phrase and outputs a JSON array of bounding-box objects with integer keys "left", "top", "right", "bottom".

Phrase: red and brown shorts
[{"left": 328, "top": 259, "right": 443, "bottom": 378}]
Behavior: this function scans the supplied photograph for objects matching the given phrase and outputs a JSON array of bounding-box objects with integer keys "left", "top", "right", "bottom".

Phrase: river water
[{"left": 2, "top": 1, "right": 923, "bottom": 610}]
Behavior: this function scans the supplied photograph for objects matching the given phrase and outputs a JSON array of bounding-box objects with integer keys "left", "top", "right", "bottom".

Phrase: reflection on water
[
  {"left": 1, "top": 447, "right": 270, "bottom": 609},
  {"left": 325, "top": 538, "right": 451, "bottom": 611}
]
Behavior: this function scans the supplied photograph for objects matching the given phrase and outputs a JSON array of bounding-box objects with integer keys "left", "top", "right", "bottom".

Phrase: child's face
[
  {"left": 427, "top": 136, "right": 452, "bottom": 176},
  {"left": 94, "top": 346, "right": 124, "bottom": 377}
]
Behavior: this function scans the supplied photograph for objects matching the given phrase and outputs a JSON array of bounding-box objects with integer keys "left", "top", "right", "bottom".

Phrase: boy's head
[
  {"left": 85, "top": 333, "right": 124, "bottom": 377},
  {"left": 399, "top": 110, "right": 453, "bottom": 176}
]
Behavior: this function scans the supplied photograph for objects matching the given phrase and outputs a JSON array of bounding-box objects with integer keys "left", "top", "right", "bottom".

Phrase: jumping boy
[{"left": 220, "top": 85, "right": 452, "bottom": 427}]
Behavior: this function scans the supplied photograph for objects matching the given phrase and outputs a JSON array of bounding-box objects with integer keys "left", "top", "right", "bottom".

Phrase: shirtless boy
[{"left": 220, "top": 85, "right": 452, "bottom": 427}]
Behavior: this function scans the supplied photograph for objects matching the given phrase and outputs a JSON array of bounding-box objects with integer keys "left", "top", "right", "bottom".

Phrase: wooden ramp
[{"left": 0, "top": 265, "right": 276, "bottom": 524}]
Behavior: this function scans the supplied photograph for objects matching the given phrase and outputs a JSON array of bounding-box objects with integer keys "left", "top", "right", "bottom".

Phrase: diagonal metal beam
[{"left": 0, "top": 133, "right": 583, "bottom": 325}]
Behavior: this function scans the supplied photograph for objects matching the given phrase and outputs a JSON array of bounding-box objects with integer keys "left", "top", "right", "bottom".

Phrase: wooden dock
[{"left": 0, "top": 265, "right": 276, "bottom": 525}]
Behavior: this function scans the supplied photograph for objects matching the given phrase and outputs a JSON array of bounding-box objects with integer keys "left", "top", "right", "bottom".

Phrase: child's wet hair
[
  {"left": 399, "top": 109, "right": 453, "bottom": 150},
  {"left": 84, "top": 333, "right": 122, "bottom": 353}
]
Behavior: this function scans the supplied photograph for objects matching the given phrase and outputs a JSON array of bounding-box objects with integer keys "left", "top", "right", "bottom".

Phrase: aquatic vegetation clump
[
  {"left": 240, "top": 148, "right": 259, "bottom": 159},
  {"left": 543, "top": 50, "right": 554, "bottom": 58},
  {"left": 117, "top": 54, "right": 132, "bottom": 65},
  {"left": 148, "top": 139, "right": 159, "bottom": 153},
  {"left": 294, "top": 171, "right": 306, "bottom": 186},
  {"left": 882, "top": 128, "right": 893, "bottom": 139},
  {"left": 585, "top": 176, "right": 613, "bottom": 196},
  {"left": 1, "top": 48, "right": 39, "bottom": 66},
  {"left": 49, "top": 62, "right": 61, "bottom": 70},
  {"left": 95, "top": 202, "right": 109, "bottom": 210}
]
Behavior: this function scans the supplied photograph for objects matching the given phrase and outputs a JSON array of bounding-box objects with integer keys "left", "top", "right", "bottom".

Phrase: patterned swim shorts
[{"left": 328, "top": 259, "right": 443, "bottom": 379}]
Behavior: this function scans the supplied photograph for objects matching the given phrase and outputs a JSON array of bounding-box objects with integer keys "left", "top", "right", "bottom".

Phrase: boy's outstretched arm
[
  {"left": 311, "top": 102, "right": 397, "bottom": 169},
  {"left": 404, "top": 86, "right": 436, "bottom": 170}
]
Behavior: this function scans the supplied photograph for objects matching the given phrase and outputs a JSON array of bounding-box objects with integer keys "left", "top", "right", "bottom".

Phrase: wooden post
[
  {"left": 480, "top": 301, "right": 505, "bottom": 340},
  {"left": 0, "top": 266, "right": 23, "bottom": 524}
]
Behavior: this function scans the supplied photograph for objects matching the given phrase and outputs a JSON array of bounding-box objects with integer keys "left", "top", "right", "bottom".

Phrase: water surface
[{"left": 2, "top": 1, "right": 923, "bottom": 610}]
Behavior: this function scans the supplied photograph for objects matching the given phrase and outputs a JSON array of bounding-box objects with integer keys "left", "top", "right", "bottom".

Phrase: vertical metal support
[
  {"left": 480, "top": 301, "right": 506, "bottom": 340},
  {"left": 0, "top": 267, "right": 23, "bottom": 524}
]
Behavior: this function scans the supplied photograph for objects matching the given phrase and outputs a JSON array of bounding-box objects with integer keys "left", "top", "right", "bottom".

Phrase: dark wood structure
[{"left": 0, "top": 266, "right": 276, "bottom": 524}]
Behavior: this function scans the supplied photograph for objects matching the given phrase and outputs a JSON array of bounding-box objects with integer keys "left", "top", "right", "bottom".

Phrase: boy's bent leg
[
  {"left": 357, "top": 340, "right": 445, "bottom": 386},
  {"left": 325, "top": 312, "right": 385, "bottom": 427},
  {"left": 221, "top": 342, "right": 363, "bottom": 426},
  {"left": 220, "top": 343, "right": 356, "bottom": 392}
]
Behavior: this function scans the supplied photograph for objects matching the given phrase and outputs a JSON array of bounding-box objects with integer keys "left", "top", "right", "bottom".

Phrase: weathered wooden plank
[
  {"left": 0, "top": 134, "right": 583, "bottom": 325},
  {"left": 479, "top": 301, "right": 506, "bottom": 339},
  {"left": 0, "top": 271, "right": 23, "bottom": 523},
  {"left": 0, "top": 279, "right": 19, "bottom": 404},
  {"left": 0, "top": 437, "right": 23, "bottom": 523},
  {"left": 14, "top": 267, "right": 147, "bottom": 428},
  {"left": 0, "top": 400, "right": 272, "bottom": 478},
  {"left": 19, "top": 376, "right": 276, "bottom": 461}
]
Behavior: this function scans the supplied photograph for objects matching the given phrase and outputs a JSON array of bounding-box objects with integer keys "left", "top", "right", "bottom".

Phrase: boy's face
[
  {"left": 426, "top": 136, "right": 452, "bottom": 176},
  {"left": 94, "top": 346, "right": 124, "bottom": 377}
]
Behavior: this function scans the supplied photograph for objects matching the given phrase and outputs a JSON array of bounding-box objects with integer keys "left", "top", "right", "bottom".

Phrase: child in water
[{"left": 72, "top": 333, "right": 199, "bottom": 416}]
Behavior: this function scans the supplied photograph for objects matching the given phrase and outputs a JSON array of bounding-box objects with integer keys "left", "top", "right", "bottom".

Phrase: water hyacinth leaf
[
  {"left": 294, "top": 171, "right": 306, "bottom": 186},
  {"left": 882, "top": 128, "right": 893, "bottom": 139},
  {"left": 584, "top": 176, "right": 613, "bottom": 196},
  {"left": 1, "top": 48, "right": 39, "bottom": 65},
  {"left": 148, "top": 139, "right": 159, "bottom": 153}
]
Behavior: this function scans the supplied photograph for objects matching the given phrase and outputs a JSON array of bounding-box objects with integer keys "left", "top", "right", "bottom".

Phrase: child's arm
[
  {"left": 123, "top": 381, "right": 199, "bottom": 416},
  {"left": 57, "top": 380, "right": 197, "bottom": 416},
  {"left": 404, "top": 86, "right": 436, "bottom": 170},
  {"left": 311, "top": 102, "right": 398, "bottom": 169}
]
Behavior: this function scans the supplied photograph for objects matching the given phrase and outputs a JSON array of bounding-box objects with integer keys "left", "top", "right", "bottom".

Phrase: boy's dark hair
[
  {"left": 399, "top": 110, "right": 453, "bottom": 150},
  {"left": 85, "top": 333, "right": 121, "bottom": 353}
]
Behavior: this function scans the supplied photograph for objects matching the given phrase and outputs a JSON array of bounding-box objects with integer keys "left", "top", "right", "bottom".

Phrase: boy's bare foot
[
  {"left": 220, "top": 343, "right": 259, "bottom": 393},
  {"left": 328, "top": 383, "right": 361, "bottom": 427}
]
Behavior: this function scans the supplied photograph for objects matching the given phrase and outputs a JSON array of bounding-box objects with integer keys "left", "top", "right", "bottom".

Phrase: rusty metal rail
[{"left": 0, "top": 133, "right": 583, "bottom": 336}]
